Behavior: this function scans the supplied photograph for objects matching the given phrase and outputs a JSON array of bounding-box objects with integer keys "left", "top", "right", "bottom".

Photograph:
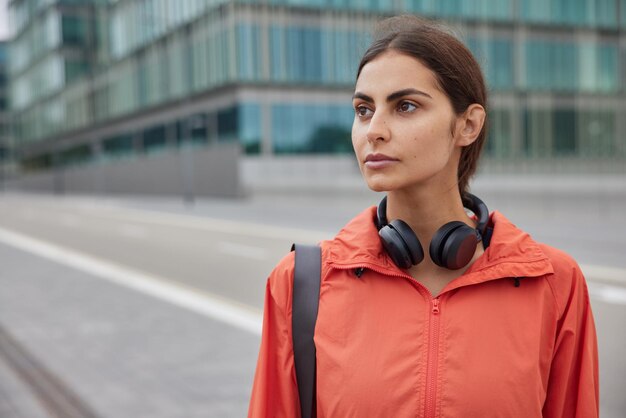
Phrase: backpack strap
[{"left": 291, "top": 243, "right": 321, "bottom": 418}]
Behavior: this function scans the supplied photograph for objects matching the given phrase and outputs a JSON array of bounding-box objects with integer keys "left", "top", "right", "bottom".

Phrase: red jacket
[{"left": 249, "top": 207, "right": 599, "bottom": 417}]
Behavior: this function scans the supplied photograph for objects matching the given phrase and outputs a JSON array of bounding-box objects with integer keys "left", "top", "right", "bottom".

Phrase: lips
[
  {"left": 364, "top": 153, "right": 399, "bottom": 169},
  {"left": 365, "top": 153, "right": 398, "bottom": 162}
]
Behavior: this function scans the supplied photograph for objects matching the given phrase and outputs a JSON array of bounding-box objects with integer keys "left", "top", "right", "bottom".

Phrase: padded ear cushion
[
  {"left": 379, "top": 220, "right": 424, "bottom": 269},
  {"left": 429, "top": 221, "right": 479, "bottom": 270}
]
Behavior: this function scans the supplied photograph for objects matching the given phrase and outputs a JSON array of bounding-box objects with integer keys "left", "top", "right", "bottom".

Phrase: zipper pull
[{"left": 432, "top": 298, "right": 440, "bottom": 315}]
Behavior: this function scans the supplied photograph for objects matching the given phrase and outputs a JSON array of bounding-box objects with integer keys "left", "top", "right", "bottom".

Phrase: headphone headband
[
  {"left": 376, "top": 196, "right": 389, "bottom": 229},
  {"left": 462, "top": 193, "right": 489, "bottom": 238}
]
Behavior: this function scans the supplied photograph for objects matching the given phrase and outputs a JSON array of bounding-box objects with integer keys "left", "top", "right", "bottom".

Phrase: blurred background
[{"left": 0, "top": 0, "right": 624, "bottom": 417}]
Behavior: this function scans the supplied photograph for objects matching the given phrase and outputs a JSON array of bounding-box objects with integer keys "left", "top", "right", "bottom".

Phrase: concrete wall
[{"left": 6, "top": 143, "right": 241, "bottom": 198}]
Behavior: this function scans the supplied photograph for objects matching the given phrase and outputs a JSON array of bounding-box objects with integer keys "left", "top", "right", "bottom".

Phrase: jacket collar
[{"left": 326, "top": 206, "right": 554, "bottom": 287}]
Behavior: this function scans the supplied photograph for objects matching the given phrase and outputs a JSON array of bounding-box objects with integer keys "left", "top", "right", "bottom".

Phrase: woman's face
[{"left": 352, "top": 50, "right": 463, "bottom": 193}]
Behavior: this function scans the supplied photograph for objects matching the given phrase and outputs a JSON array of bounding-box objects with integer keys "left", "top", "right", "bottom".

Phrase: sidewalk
[
  {"left": 0, "top": 241, "right": 258, "bottom": 418},
  {"left": 0, "top": 345, "right": 49, "bottom": 418}
]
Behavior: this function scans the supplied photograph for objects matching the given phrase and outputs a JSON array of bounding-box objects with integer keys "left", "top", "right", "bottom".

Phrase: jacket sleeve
[
  {"left": 248, "top": 252, "right": 300, "bottom": 418},
  {"left": 543, "top": 257, "right": 599, "bottom": 418}
]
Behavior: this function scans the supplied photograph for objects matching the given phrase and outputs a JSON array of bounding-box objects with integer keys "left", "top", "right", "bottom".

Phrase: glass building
[
  {"left": 0, "top": 40, "right": 12, "bottom": 185},
  {"left": 7, "top": 0, "right": 626, "bottom": 176}
]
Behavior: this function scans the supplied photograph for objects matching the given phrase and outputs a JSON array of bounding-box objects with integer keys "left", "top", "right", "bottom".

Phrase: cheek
[
  {"left": 408, "top": 125, "right": 452, "bottom": 161},
  {"left": 351, "top": 121, "right": 364, "bottom": 151}
]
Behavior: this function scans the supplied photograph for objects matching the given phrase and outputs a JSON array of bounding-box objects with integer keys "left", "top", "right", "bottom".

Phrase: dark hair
[{"left": 357, "top": 15, "right": 488, "bottom": 197}]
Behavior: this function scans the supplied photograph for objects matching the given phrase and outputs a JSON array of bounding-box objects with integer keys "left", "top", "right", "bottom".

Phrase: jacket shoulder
[
  {"left": 538, "top": 243, "right": 588, "bottom": 316},
  {"left": 266, "top": 251, "right": 296, "bottom": 311},
  {"left": 539, "top": 243, "right": 580, "bottom": 275}
]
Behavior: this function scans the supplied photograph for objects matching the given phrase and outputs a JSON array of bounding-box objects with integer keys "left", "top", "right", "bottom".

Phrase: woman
[{"left": 248, "top": 15, "right": 598, "bottom": 418}]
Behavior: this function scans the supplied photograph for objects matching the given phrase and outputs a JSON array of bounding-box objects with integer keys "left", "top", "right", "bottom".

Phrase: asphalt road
[{"left": 0, "top": 191, "right": 624, "bottom": 417}]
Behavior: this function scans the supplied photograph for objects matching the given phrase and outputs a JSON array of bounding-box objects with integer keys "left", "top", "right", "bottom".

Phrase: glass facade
[
  {"left": 0, "top": 43, "right": 7, "bottom": 112},
  {"left": 524, "top": 108, "right": 616, "bottom": 157},
  {"left": 8, "top": 0, "right": 100, "bottom": 119},
  {"left": 6, "top": 0, "right": 626, "bottom": 173},
  {"left": 521, "top": 0, "right": 621, "bottom": 27},
  {"left": 525, "top": 39, "right": 618, "bottom": 92},
  {"left": 49, "top": 101, "right": 262, "bottom": 168},
  {"left": 0, "top": 42, "right": 10, "bottom": 167},
  {"left": 467, "top": 36, "right": 514, "bottom": 91},
  {"left": 272, "top": 103, "right": 353, "bottom": 154},
  {"left": 269, "top": 25, "right": 367, "bottom": 84},
  {"left": 109, "top": 0, "right": 230, "bottom": 60}
]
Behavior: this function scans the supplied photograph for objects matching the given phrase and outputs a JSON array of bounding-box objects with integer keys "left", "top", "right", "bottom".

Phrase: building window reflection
[
  {"left": 272, "top": 103, "right": 353, "bottom": 154},
  {"left": 524, "top": 108, "right": 618, "bottom": 157}
]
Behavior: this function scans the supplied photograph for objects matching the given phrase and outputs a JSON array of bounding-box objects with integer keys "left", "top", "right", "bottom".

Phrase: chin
[{"left": 363, "top": 176, "right": 395, "bottom": 193}]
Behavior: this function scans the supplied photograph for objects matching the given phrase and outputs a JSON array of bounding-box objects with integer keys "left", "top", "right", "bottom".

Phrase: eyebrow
[{"left": 352, "top": 88, "right": 433, "bottom": 103}]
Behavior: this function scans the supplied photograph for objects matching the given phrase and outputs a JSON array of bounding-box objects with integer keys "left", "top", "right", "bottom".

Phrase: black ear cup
[
  {"left": 376, "top": 193, "right": 488, "bottom": 271},
  {"left": 429, "top": 221, "right": 480, "bottom": 270},
  {"left": 379, "top": 220, "right": 425, "bottom": 269}
]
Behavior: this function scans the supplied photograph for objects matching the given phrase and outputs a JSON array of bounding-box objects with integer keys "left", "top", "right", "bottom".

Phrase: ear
[{"left": 454, "top": 104, "right": 486, "bottom": 147}]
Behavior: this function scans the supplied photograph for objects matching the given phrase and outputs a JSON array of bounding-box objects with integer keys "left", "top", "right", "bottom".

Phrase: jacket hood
[{"left": 326, "top": 206, "right": 554, "bottom": 290}]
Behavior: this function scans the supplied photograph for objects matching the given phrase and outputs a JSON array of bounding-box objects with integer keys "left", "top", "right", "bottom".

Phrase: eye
[
  {"left": 398, "top": 101, "right": 417, "bottom": 113},
  {"left": 355, "top": 105, "right": 373, "bottom": 118}
]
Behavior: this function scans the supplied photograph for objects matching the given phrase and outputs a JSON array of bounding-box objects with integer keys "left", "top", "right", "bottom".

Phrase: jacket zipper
[
  {"left": 334, "top": 264, "right": 442, "bottom": 416},
  {"left": 425, "top": 298, "right": 441, "bottom": 418}
]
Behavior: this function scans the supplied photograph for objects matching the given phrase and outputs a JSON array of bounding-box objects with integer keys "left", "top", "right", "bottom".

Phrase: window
[
  {"left": 65, "top": 59, "right": 89, "bottom": 84},
  {"left": 596, "top": 0, "right": 618, "bottom": 27},
  {"left": 553, "top": 109, "right": 577, "bottom": 155},
  {"left": 467, "top": 37, "right": 514, "bottom": 90},
  {"left": 217, "top": 106, "right": 238, "bottom": 142},
  {"left": 22, "top": 154, "right": 53, "bottom": 172},
  {"left": 167, "top": 34, "right": 191, "bottom": 98},
  {"left": 270, "top": 25, "right": 367, "bottom": 84},
  {"left": 237, "top": 24, "right": 262, "bottom": 81},
  {"left": 523, "top": 108, "right": 617, "bottom": 158},
  {"left": 526, "top": 39, "right": 619, "bottom": 92},
  {"left": 408, "top": 0, "right": 513, "bottom": 20},
  {"left": 62, "top": 15, "right": 88, "bottom": 45},
  {"left": 526, "top": 40, "right": 577, "bottom": 91},
  {"left": 143, "top": 125, "right": 167, "bottom": 153},
  {"left": 521, "top": 0, "right": 618, "bottom": 27},
  {"left": 485, "top": 109, "right": 512, "bottom": 158},
  {"left": 239, "top": 103, "right": 261, "bottom": 154},
  {"left": 177, "top": 113, "right": 208, "bottom": 146},
  {"left": 272, "top": 103, "right": 353, "bottom": 154},
  {"left": 59, "top": 144, "right": 92, "bottom": 167},
  {"left": 103, "top": 133, "right": 134, "bottom": 158}
]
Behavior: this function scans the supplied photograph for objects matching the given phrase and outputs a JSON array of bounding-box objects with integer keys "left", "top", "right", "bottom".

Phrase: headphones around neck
[{"left": 376, "top": 193, "right": 489, "bottom": 270}]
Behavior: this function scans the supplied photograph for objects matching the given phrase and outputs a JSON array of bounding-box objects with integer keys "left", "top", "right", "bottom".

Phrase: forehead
[{"left": 355, "top": 50, "right": 442, "bottom": 96}]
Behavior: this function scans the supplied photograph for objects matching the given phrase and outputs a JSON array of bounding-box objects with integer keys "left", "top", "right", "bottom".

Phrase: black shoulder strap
[{"left": 291, "top": 243, "right": 321, "bottom": 418}]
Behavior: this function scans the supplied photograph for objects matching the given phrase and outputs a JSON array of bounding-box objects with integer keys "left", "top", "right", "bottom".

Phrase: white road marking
[
  {"left": 0, "top": 227, "right": 262, "bottom": 335},
  {"left": 217, "top": 241, "right": 269, "bottom": 261},
  {"left": 587, "top": 282, "right": 626, "bottom": 305},
  {"left": 580, "top": 264, "right": 626, "bottom": 286}
]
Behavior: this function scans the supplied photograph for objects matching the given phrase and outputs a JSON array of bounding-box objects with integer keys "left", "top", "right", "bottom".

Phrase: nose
[{"left": 366, "top": 111, "right": 390, "bottom": 142}]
